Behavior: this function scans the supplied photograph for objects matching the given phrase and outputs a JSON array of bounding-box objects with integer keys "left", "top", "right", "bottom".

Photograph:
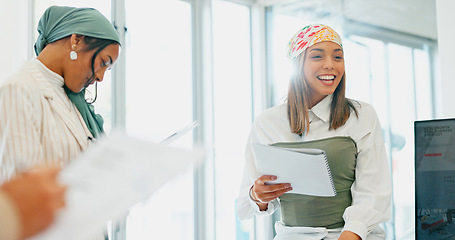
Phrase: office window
[
  {"left": 124, "top": 1, "right": 194, "bottom": 239},
  {"left": 346, "top": 38, "right": 433, "bottom": 239},
  {"left": 268, "top": 15, "right": 308, "bottom": 105},
  {"left": 212, "top": 1, "right": 253, "bottom": 239},
  {"left": 0, "top": 2, "right": 29, "bottom": 81},
  {"left": 343, "top": 38, "right": 373, "bottom": 103},
  {"left": 387, "top": 43, "right": 430, "bottom": 239},
  {"left": 414, "top": 48, "right": 433, "bottom": 120}
]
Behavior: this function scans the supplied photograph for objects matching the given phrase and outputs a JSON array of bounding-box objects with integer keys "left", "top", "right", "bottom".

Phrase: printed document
[{"left": 30, "top": 132, "right": 205, "bottom": 240}]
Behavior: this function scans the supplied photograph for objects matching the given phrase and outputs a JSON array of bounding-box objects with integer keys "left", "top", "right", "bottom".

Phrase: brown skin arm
[
  {"left": 250, "top": 175, "right": 292, "bottom": 211},
  {"left": 0, "top": 167, "right": 66, "bottom": 239},
  {"left": 338, "top": 230, "right": 361, "bottom": 240}
]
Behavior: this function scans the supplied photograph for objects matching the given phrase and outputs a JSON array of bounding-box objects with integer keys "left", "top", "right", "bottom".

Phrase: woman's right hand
[{"left": 250, "top": 175, "right": 292, "bottom": 211}]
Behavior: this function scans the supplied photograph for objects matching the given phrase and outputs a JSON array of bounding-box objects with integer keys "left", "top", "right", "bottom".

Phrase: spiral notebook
[{"left": 252, "top": 143, "right": 336, "bottom": 197}]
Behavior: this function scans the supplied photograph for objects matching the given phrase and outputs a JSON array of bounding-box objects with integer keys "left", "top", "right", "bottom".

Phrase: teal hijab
[
  {"left": 35, "top": 6, "right": 120, "bottom": 56},
  {"left": 35, "top": 6, "right": 120, "bottom": 138},
  {"left": 64, "top": 86, "right": 104, "bottom": 138}
]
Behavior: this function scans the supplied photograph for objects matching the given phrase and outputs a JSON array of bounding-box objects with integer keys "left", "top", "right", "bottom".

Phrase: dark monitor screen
[{"left": 415, "top": 118, "right": 455, "bottom": 239}]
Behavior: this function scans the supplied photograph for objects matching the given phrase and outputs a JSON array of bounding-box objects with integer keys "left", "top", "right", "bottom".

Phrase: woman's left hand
[{"left": 338, "top": 230, "right": 361, "bottom": 240}]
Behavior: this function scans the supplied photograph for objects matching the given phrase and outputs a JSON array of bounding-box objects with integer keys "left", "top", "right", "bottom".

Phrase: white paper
[
  {"left": 252, "top": 143, "right": 336, "bottom": 197},
  {"left": 29, "top": 132, "right": 205, "bottom": 240}
]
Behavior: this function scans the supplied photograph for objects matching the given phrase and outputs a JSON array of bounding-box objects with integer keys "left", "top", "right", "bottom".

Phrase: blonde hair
[{"left": 286, "top": 53, "right": 358, "bottom": 136}]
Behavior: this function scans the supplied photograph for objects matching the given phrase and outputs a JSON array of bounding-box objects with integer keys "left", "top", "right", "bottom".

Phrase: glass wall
[
  {"left": 212, "top": 1, "right": 253, "bottom": 239},
  {"left": 267, "top": 15, "right": 308, "bottom": 106},
  {"left": 0, "top": 1, "right": 29, "bottom": 81},
  {"left": 124, "top": 1, "right": 194, "bottom": 239}
]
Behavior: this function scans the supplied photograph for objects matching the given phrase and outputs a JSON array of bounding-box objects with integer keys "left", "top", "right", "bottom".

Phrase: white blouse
[{"left": 237, "top": 95, "right": 392, "bottom": 239}]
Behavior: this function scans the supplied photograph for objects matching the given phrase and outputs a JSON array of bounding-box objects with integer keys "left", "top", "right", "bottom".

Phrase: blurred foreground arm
[{"left": 0, "top": 167, "right": 66, "bottom": 240}]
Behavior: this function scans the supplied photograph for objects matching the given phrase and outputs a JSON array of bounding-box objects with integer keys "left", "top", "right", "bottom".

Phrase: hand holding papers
[
  {"left": 252, "top": 143, "right": 336, "bottom": 197},
  {"left": 30, "top": 132, "right": 205, "bottom": 240}
]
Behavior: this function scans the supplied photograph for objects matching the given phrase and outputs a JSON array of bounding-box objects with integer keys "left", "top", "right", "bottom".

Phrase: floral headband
[{"left": 286, "top": 24, "right": 342, "bottom": 61}]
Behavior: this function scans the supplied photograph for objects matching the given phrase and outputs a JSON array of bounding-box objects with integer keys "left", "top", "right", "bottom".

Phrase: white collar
[
  {"left": 31, "top": 58, "right": 64, "bottom": 88},
  {"left": 309, "top": 94, "right": 332, "bottom": 123}
]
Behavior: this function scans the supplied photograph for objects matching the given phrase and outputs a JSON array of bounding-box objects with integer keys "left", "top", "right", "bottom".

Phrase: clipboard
[
  {"left": 252, "top": 143, "right": 336, "bottom": 197},
  {"left": 161, "top": 121, "right": 199, "bottom": 145}
]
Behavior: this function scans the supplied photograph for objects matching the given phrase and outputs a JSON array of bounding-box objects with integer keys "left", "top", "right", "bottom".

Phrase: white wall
[
  {"left": 268, "top": 0, "right": 438, "bottom": 40},
  {"left": 0, "top": 1, "right": 30, "bottom": 81},
  {"left": 345, "top": 0, "right": 437, "bottom": 40},
  {"left": 435, "top": 0, "right": 455, "bottom": 117}
]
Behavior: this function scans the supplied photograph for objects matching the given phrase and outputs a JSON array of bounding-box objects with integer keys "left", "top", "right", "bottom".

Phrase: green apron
[{"left": 272, "top": 136, "right": 357, "bottom": 229}]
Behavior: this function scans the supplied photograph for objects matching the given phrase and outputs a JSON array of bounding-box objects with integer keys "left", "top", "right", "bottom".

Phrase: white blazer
[{"left": 0, "top": 59, "right": 93, "bottom": 182}]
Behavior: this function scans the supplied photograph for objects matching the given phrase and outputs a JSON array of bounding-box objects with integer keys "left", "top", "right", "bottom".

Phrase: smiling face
[
  {"left": 302, "top": 41, "right": 345, "bottom": 106},
  {"left": 64, "top": 36, "right": 120, "bottom": 93}
]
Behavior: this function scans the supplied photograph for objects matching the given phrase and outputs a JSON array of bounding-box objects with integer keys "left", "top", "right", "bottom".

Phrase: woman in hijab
[
  {"left": 0, "top": 6, "right": 119, "bottom": 239},
  {"left": 0, "top": 5, "right": 120, "bottom": 181},
  {"left": 237, "top": 24, "right": 392, "bottom": 240}
]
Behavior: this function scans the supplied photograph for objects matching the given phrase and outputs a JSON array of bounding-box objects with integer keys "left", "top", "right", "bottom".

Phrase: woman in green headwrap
[
  {"left": 0, "top": 3, "right": 119, "bottom": 204},
  {"left": 0, "top": 6, "right": 120, "bottom": 239}
]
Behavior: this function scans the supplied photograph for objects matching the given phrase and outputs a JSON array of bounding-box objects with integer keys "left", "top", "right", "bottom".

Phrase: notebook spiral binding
[{"left": 322, "top": 151, "right": 337, "bottom": 196}]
